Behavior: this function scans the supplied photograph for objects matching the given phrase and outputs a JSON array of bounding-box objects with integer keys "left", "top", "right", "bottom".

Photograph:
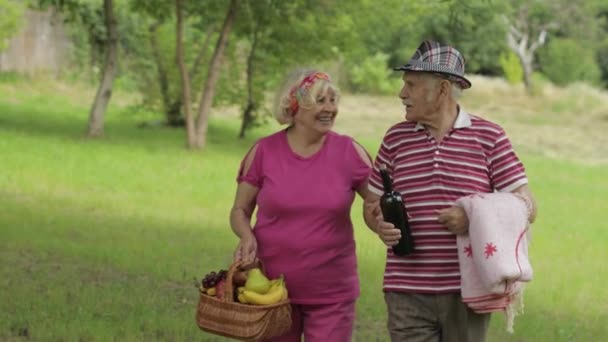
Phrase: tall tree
[
  {"left": 36, "top": 0, "right": 119, "bottom": 136},
  {"left": 502, "top": 0, "right": 594, "bottom": 92},
  {"left": 129, "top": 0, "right": 215, "bottom": 128},
  {"left": 175, "top": 0, "right": 195, "bottom": 146},
  {"left": 193, "top": 0, "right": 238, "bottom": 149},
  {"left": 236, "top": 0, "right": 270, "bottom": 139},
  {"left": 503, "top": 3, "right": 556, "bottom": 92},
  {"left": 87, "top": 0, "right": 118, "bottom": 136}
]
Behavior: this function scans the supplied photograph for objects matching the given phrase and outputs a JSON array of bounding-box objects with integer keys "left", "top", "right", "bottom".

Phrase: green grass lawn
[{"left": 1, "top": 79, "right": 607, "bottom": 341}]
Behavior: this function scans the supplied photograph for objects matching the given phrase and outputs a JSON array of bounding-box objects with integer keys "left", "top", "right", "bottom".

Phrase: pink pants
[{"left": 265, "top": 300, "right": 356, "bottom": 342}]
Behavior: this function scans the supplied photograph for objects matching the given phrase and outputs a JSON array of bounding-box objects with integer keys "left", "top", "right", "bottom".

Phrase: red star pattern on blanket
[
  {"left": 484, "top": 242, "right": 497, "bottom": 258},
  {"left": 464, "top": 244, "right": 473, "bottom": 257}
]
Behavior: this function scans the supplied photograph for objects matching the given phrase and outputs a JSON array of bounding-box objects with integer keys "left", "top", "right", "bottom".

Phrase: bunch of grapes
[{"left": 201, "top": 269, "right": 227, "bottom": 289}]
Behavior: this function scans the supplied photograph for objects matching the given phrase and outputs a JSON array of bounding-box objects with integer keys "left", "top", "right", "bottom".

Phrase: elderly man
[{"left": 364, "top": 40, "right": 537, "bottom": 342}]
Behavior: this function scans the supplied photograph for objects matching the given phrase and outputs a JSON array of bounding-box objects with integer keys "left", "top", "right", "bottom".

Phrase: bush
[
  {"left": 349, "top": 53, "right": 401, "bottom": 95},
  {"left": 538, "top": 38, "right": 602, "bottom": 86},
  {"left": 499, "top": 51, "right": 523, "bottom": 85}
]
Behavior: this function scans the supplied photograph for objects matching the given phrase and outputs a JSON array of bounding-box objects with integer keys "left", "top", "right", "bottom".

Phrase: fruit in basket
[
  {"left": 236, "top": 287, "right": 248, "bottom": 304},
  {"left": 233, "top": 270, "right": 248, "bottom": 286},
  {"left": 215, "top": 279, "right": 226, "bottom": 300},
  {"left": 206, "top": 287, "right": 216, "bottom": 296},
  {"left": 242, "top": 275, "right": 287, "bottom": 305},
  {"left": 201, "top": 269, "right": 227, "bottom": 292},
  {"left": 245, "top": 268, "right": 271, "bottom": 294}
]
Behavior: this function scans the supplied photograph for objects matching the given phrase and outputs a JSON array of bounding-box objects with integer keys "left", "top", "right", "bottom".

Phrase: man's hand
[
  {"left": 365, "top": 198, "right": 403, "bottom": 246},
  {"left": 437, "top": 206, "right": 469, "bottom": 235},
  {"left": 375, "top": 216, "right": 402, "bottom": 247}
]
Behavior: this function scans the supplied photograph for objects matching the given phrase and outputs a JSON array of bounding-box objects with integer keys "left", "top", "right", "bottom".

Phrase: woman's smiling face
[{"left": 293, "top": 87, "right": 338, "bottom": 134}]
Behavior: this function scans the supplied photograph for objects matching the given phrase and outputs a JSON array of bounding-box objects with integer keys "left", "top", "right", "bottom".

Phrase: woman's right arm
[{"left": 230, "top": 145, "right": 260, "bottom": 263}]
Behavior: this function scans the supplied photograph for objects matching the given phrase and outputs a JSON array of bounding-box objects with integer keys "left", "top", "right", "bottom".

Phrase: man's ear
[{"left": 440, "top": 79, "right": 451, "bottom": 98}]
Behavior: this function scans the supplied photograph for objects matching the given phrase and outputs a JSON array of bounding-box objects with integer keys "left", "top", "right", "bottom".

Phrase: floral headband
[{"left": 288, "top": 72, "right": 331, "bottom": 116}]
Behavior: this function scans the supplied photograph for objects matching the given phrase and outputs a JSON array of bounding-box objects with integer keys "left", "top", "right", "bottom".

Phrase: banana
[
  {"left": 242, "top": 282, "right": 285, "bottom": 305},
  {"left": 273, "top": 276, "right": 288, "bottom": 301},
  {"left": 237, "top": 293, "right": 248, "bottom": 304}
]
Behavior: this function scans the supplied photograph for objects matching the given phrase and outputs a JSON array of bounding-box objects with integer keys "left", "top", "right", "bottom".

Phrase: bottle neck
[{"left": 380, "top": 169, "right": 393, "bottom": 192}]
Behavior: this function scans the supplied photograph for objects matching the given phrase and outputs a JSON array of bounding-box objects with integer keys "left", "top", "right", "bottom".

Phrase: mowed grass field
[{"left": 1, "top": 76, "right": 607, "bottom": 341}]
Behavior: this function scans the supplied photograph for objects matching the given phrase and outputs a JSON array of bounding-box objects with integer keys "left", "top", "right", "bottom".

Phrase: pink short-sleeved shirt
[{"left": 237, "top": 130, "right": 370, "bottom": 304}]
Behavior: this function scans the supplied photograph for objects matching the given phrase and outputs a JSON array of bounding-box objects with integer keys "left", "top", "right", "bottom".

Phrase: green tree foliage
[
  {"left": 420, "top": 0, "right": 510, "bottom": 75},
  {"left": 231, "top": 0, "right": 363, "bottom": 136},
  {"left": 126, "top": 0, "right": 240, "bottom": 126},
  {"left": 350, "top": 53, "right": 401, "bottom": 95},
  {"left": 0, "top": 0, "right": 26, "bottom": 51},
  {"left": 538, "top": 38, "right": 602, "bottom": 86},
  {"left": 21, "top": 0, "right": 608, "bottom": 140},
  {"left": 499, "top": 51, "right": 524, "bottom": 85}
]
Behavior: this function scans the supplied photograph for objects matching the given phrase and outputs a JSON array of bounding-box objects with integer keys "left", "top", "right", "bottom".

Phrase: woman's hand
[{"left": 234, "top": 234, "right": 258, "bottom": 264}]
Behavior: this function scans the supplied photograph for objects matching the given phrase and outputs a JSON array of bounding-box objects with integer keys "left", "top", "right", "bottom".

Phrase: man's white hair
[
  {"left": 451, "top": 83, "right": 463, "bottom": 100},
  {"left": 425, "top": 73, "right": 463, "bottom": 101}
]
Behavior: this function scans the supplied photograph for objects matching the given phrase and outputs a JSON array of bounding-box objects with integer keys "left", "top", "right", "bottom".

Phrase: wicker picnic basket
[{"left": 196, "top": 260, "right": 292, "bottom": 341}]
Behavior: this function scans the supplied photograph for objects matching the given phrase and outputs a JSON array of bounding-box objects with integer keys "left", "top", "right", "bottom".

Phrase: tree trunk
[
  {"left": 176, "top": 0, "right": 196, "bottom": 146},
  {"left": 193, "top": 0, "right": 238, "bottom": 149},
  {"left": 149, "top": 21, "right": 173, "bottom": 122},
  {"left": 87, "top": 0, "right": 118, "bottom": 137},
  {"left": 239, "top": 28, "right": 259, "bottom": 139},
  {"left": 521, "top": 56, "right": 533, "bottom": 93}
]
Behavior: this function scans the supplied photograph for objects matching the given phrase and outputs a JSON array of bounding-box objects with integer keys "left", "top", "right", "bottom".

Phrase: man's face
[{"left": 398, "top": 72, "right": 439, "bottom": 122}]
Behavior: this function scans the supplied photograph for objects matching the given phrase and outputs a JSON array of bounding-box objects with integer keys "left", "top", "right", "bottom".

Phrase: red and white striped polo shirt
[{"left": 369, "top": 109, "right": 528, "bottom": 294}]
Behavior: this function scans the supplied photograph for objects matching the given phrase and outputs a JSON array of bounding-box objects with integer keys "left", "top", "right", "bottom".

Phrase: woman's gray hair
[{"left": 273, "top": 68, "right": 340, "bottom": 125}]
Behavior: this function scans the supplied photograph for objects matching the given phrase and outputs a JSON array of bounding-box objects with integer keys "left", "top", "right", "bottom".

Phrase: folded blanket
[{"left": 456, "top": 193, "right": 533, "bottom": 333}]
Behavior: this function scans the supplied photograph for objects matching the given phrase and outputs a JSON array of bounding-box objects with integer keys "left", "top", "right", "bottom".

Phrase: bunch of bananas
[{"left": 237, "top": 269, "right": 288, "bottom": 305}]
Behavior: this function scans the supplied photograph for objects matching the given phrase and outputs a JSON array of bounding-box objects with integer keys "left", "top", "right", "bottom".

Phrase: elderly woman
[{"left": 230, "top": 68, "right": 372, "bottom": 341}]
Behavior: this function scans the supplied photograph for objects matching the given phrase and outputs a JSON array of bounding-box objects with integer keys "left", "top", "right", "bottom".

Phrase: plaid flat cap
[{"left": 394, "top": 40, "right": 472, "bottom": 89}]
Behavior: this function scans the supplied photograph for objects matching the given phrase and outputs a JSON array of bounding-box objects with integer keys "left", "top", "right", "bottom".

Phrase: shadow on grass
[{"left": 0, "top": 191, "right": 240, "bottom": 340}]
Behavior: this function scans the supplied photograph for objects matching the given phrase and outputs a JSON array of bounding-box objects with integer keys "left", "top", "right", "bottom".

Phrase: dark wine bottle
[{"left": 379, "top": 165, "right": 414, "bottom": 256}]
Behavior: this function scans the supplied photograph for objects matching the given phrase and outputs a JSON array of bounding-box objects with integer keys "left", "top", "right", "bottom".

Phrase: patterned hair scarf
[{"left": 288, "top": 72, "right": 331, "bottom": 116}]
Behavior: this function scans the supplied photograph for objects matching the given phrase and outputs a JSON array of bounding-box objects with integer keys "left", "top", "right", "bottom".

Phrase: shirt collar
[{"left": 414, "top": 107, "right": 472, "bottom": 131}]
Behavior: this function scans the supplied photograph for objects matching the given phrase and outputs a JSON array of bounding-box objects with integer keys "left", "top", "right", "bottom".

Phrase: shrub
[
  {"left": 538, "top": 38, "right": 601, "bottom": 87},
  {"left": 499, "top": 51, "right": 523, "bottom": 85},
  {"left": 349, "top": 53, "right": 401, "bottom": 95}
]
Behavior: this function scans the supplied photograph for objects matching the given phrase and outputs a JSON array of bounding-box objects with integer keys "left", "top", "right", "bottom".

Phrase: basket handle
[{"left": 223, "top": 258, "right": 264, "bottom": 303}]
